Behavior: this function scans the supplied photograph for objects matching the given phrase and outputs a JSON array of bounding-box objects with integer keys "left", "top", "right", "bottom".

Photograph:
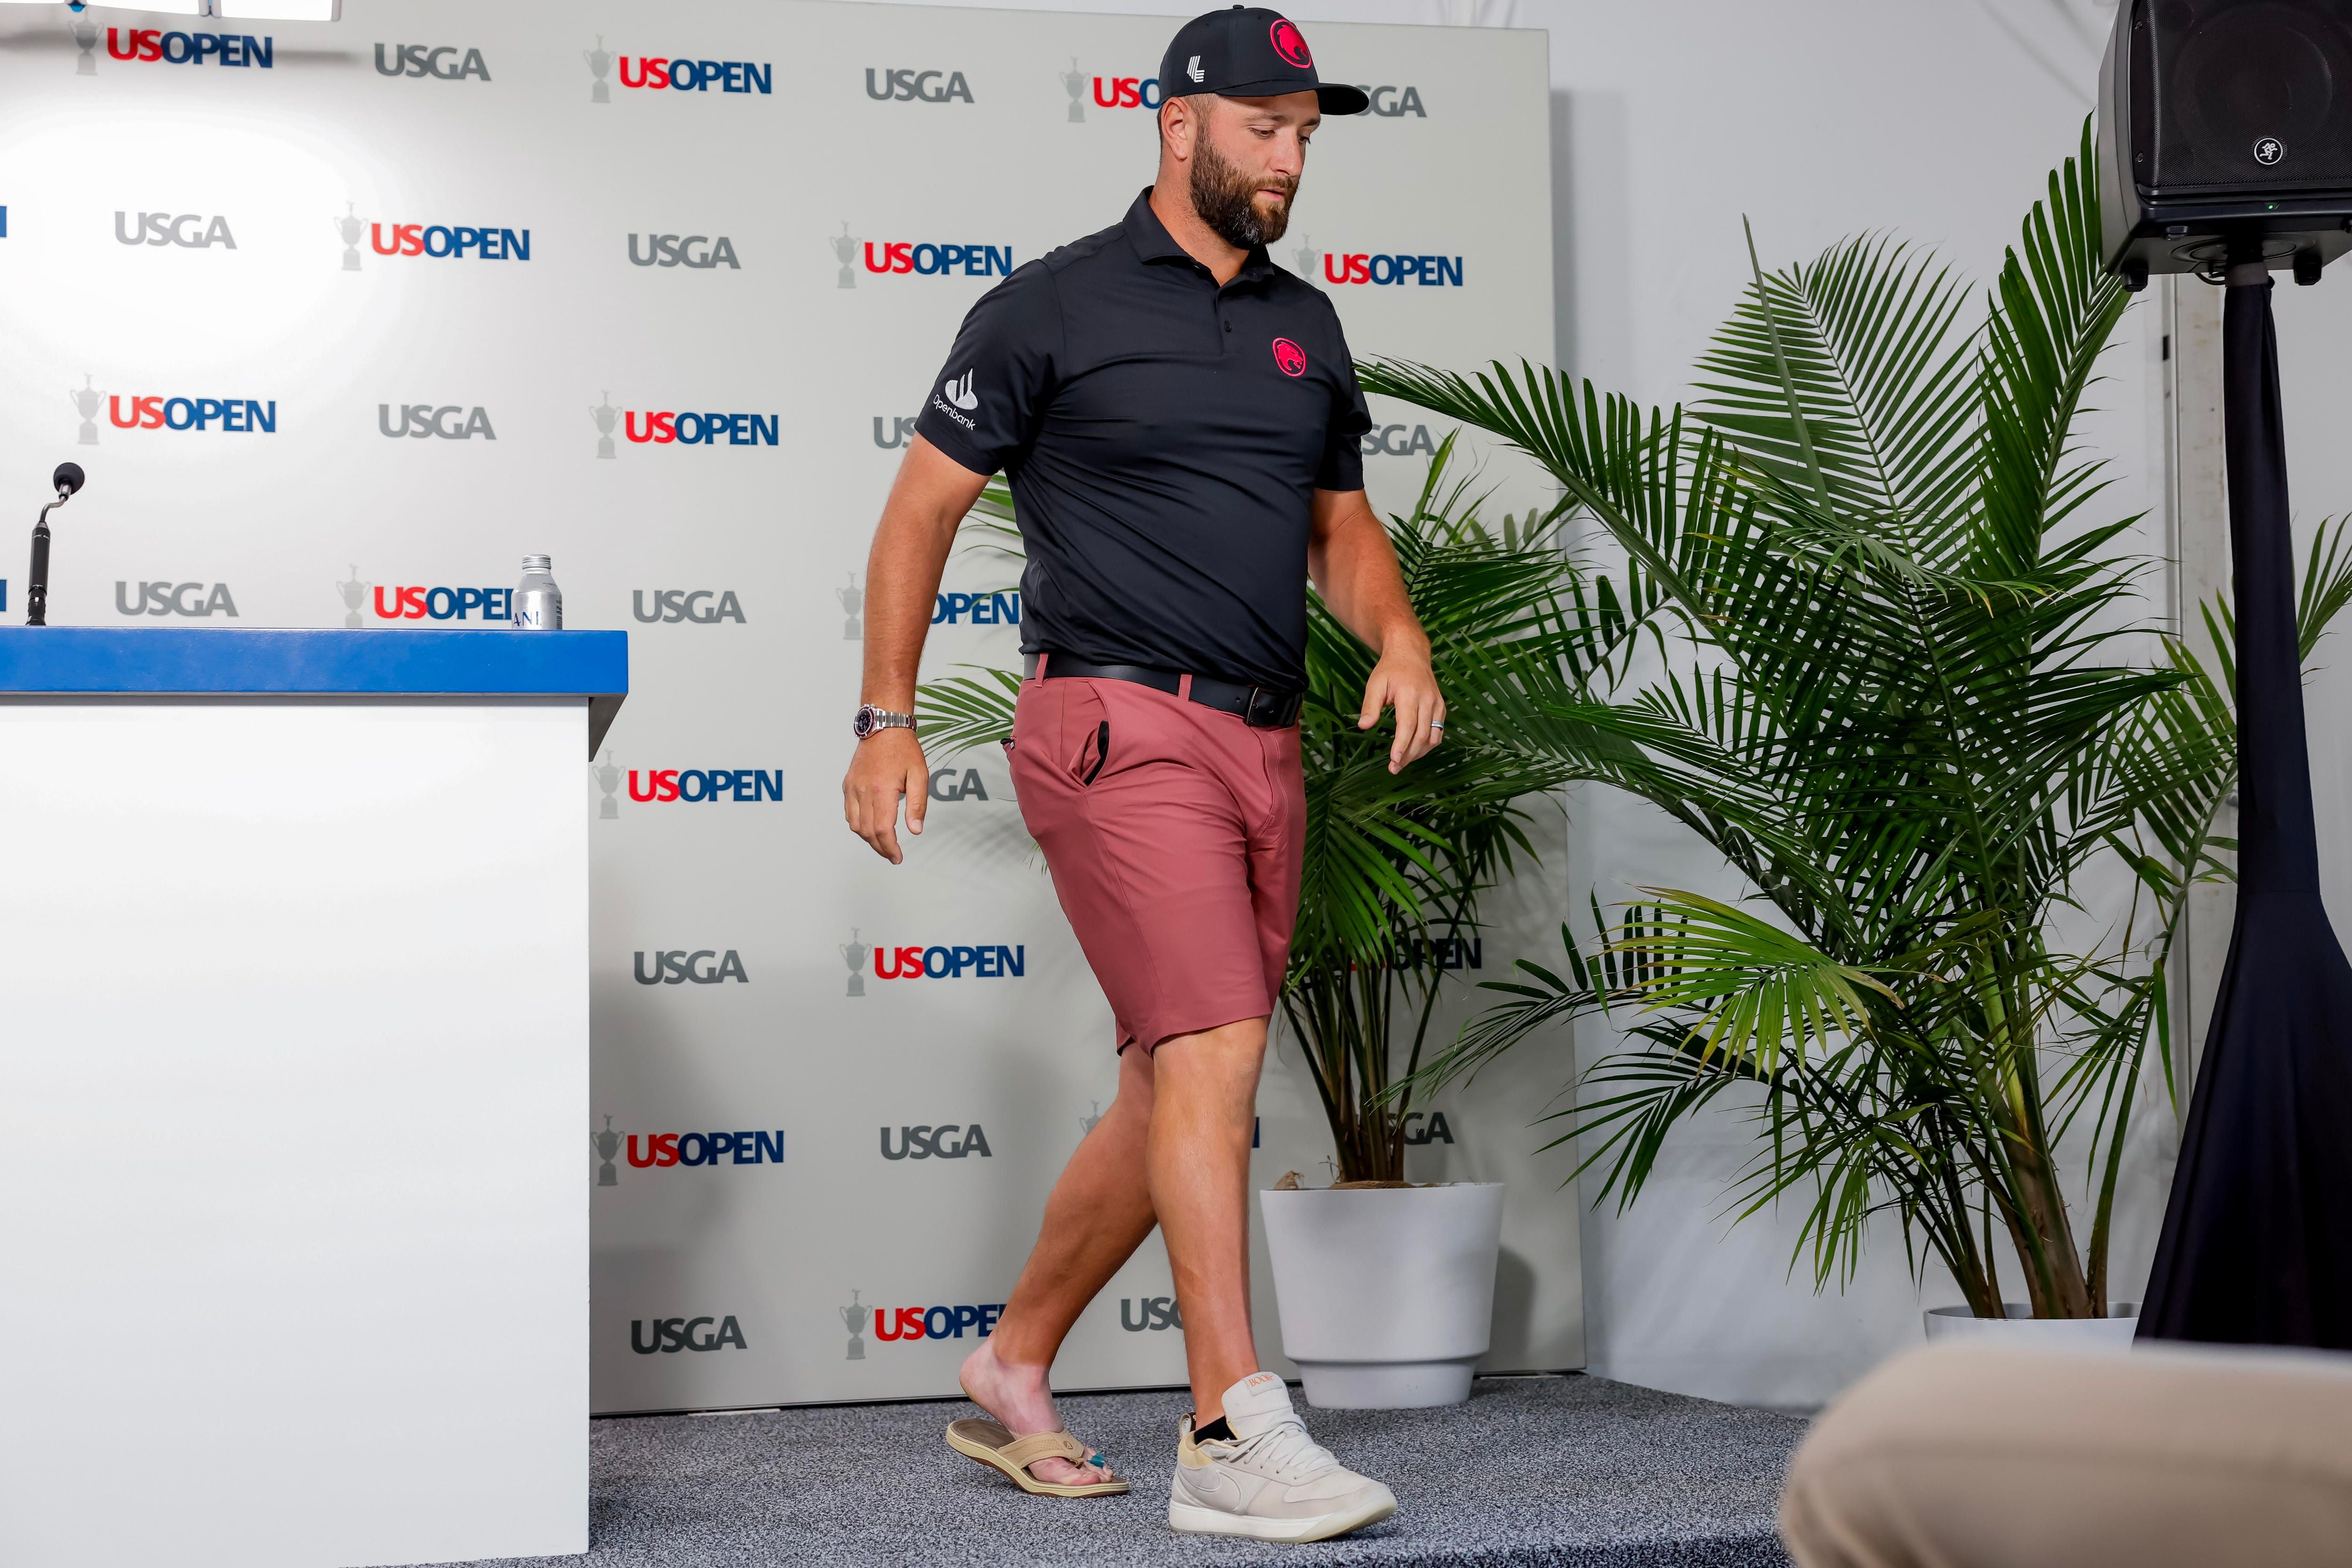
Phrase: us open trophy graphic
[
  {"left": 334, "top": 565, "right": 368, "bottom": 627},
  {"left": 1294, "top": 237, "right": 1321, "bottom": 281},
  {"left": 585, "top": 36, "right": 612, "bottom": 103},
  {"left": 1062, "top": 58, "right": 1086, "bottom": 122},
  {"left": 1080, "top": 1101, "right": 1104, "bottom": 1136},
  {"left": 592, "top": 1116, "right": 620, "bottom": 1187},
  {"left": 67, "top": 13, "right": 97, "bottom": 74},
  {"left": 831, "top": 223, "right": 858, "bottom": 289},
  {"left": 593, "top": 752, "right": 622, "bottom": 819},
  {"left": 334, "top": 203, "right": 363, "bottom": 271},
  {"left": 70, "top": 376, "right": 101, "bottom": 446},
  {"left": 842, "top": 1291, "right": 868, "bottom": 1360},
  {"left": 837, "top": 573, "right": 863, "bottom": 640},
  {"left": 591, "top": 392, "right": 618, "bottom": 459},
  {"left": 841, "top": 929, "right": 867, "bottom": 997}
]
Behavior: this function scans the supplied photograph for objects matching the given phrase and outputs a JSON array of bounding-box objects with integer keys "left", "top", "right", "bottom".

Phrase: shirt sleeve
[
  {"left": 912, "top": 261, "right": 1061, "bottom": 477},
  {"left": 1315, "top": 314, "right": 1375, "bottom": 492}
]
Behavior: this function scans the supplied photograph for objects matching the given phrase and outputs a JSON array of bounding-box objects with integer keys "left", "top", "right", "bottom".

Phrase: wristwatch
[{"left": 852, "top": 704, "right": 917, "bottom": 740}]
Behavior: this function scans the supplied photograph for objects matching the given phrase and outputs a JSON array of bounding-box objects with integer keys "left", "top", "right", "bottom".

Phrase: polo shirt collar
[{"left": 1123, "top": 188, "right": 1275, "bottom": 286}]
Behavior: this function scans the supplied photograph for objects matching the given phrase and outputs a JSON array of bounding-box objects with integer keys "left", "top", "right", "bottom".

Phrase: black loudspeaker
[{"left": 2099, "top": 0, "right": 2352, "bottom": 287}]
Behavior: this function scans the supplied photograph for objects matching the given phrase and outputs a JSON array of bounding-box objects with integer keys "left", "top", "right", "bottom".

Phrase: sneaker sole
[{"left": 1168, "top": 1495, "right": 1398, "bottom": 1543}]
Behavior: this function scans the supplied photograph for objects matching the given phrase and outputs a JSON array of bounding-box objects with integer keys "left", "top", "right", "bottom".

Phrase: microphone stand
[{"left": 28, "top": 463, "right": 83, "bottom": 627}]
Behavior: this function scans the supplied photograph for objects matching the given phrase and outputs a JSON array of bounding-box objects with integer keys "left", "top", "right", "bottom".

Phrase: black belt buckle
[{"left": 1242, "top": 684, "right": 1298, "bottom": 729}]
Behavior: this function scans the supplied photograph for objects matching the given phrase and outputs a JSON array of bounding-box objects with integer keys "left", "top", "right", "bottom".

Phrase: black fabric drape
[{"left": 2139, "top": 276, "right": 2352, "bottom": 1348}]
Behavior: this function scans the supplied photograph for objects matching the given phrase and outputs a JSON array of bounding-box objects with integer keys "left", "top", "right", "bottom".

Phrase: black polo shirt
[{"left": 914, "top": 189, "right": 1371, "bottom": 691}]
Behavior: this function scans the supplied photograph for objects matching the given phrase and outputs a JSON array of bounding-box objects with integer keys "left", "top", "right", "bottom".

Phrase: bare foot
[{"left": 959, "top": 1339, "right": 1117, "bottom": 1487}]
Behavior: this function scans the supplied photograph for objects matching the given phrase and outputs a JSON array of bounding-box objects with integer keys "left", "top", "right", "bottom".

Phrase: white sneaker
[{"left": 1168, "top": 1371, "right": 1399, "bottom": 1543}]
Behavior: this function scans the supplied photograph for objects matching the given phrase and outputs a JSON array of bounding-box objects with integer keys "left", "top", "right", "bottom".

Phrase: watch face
[{"left": 852, "top": 706, "right": 875, "bottom": 738}]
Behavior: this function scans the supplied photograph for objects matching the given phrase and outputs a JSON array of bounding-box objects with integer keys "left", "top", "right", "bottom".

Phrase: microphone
[{"left": 28, "top": 462, "right": 85, "bottom": 627}]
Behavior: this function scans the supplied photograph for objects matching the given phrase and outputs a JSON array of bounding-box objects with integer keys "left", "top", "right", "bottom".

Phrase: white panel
[{"left": 0, "top": 698, "right": 587, "bottom": 1568}]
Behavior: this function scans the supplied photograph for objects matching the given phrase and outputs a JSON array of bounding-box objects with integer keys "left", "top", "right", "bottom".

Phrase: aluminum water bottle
[{"left": 514, "top": 554, "right": 563, "bottom": 630}]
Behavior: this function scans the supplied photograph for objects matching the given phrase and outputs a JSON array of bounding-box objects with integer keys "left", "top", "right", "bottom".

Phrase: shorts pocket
[{"left": 1082, "top": 720, "right": 1111, "bottom": 785}]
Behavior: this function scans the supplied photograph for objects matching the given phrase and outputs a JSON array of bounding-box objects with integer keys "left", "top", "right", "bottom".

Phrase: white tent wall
[{"left": 862, "top": 0, "right": 2182, "bottom": 1412}]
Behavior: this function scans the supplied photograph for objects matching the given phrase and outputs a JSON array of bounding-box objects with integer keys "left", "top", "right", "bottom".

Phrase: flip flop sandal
[{"left": 945, "top": 1419, "right": 1130, "bottom": 1497}]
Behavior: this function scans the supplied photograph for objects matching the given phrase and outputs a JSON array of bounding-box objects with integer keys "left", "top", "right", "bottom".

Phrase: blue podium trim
[{"left": 0, "top": 628, "right": 627, "bottom": 697}]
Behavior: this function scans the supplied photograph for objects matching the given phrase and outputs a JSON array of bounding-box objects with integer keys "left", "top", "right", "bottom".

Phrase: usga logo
[
  {"left": 934, "top": 590, "right": 1019, "bottom": 626},
  {"left": 109, "top": 396, "right": 276, "bottom": 434},
  {"left": 367, "top": 222, "right": 531, "bottom": 261},
  {"left": 1121, "top": 1296, "right": 1183, "bottom": 1331},
  {"left": 625, "top": 1128, "right": 785, "bottom": 1167},
  {"left": 864, "top": 241, "right": 1016, "bottom": 278},
  {"left": 873, "top": 944, "right": 1026, "bottom": 980},
  {"left": 634, "top": 949, "right": 750, "bottom": 984},
  {"left": 627, "top": 768, "right": 782, "bottom": 803},
  {"left": 870, "top": 1302, "right": 1005, "bottom": 1343},
  {"left": 928, "top": 767, "right": 992, "bottom": 802},
  {"left": 628, "top": 233, "right": 741, "bottom": 269},
  {"left": 374, "top": 44, "right": 490, "bottom": 80},
  {"left": 105, "top": 28, "right": 273, "bottom": 67},
  {"left": 379, "top": 404, "right": 496, "bottom": 440},
  {"left": 372, "top": 585, "right": 511, "bottom": 622},
  {"left": 632, "top": 590, "right": 746, "bottom": 624},
  {"left": 1403, "top": 1111, "right": 1456, "bottom": 1146},
  {"left": 866, "top": 67, "right": 974, "bottom": 103},
  {"left": 115, "top": 212, "right": 235, "bottom": 249},
  {"left": 117, "top": 581, "right": 238, "bottom": 618},
  {"left": 1359, "top": 424, "right": 1439, "bottom": 458},
  {"left": 879, "top": 1124, "right": 994, "bottom": 1159},
  {"left": 630, "top": 1315, "right": 747, "bottom": 1354},
  {"left": 1343, "top": 84, "right": 1427, "bottom": 117}
]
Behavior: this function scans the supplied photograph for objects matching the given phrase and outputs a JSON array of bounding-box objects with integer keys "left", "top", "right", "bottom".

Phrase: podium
[{"left": 0, "top": 629, "right": 627, "bottom": 1568}]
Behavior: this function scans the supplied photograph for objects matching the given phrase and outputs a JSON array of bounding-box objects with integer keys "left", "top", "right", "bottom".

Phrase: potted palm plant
[
  {"left": 1360, "top": 127, "right": 2352, "bottom": 1333},
  {"left": 919, "top": 443, "right": 1581, "bottom": 1403}
]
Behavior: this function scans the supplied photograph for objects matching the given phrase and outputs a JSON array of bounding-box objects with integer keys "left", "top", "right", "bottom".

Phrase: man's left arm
[{"left": 1309, "top": 487, "right": 1444, "bottom": 773}]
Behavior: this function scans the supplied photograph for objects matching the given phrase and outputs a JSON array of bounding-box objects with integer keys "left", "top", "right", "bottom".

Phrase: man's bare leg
[
  {"left": 960, "top": 1041, "right": 1159, "bottom": 1485},
  {"left": 1147, "top": 1016, "right": 1268, "bottom": 1426}
]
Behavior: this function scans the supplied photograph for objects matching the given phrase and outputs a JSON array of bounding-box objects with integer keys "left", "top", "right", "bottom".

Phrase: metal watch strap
[{"left": 853, "top": 705, "right": 916, "bottom": 739}]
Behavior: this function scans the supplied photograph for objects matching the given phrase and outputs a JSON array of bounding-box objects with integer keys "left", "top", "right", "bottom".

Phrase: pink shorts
[{"left": 1010, "top": 674, "right": 1304, "bottom": 1053}]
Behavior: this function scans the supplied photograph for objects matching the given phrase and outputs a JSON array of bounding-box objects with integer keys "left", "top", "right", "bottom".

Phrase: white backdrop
[{"left": 0, "top": 0, "right": 1576, "bottom": 1413}]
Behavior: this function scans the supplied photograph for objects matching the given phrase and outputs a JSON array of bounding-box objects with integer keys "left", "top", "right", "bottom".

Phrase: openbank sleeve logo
[
  {"left": 1270, "top": 18, "right": 1313, "bottom": 68},
  {"left": 1271, "top": 338, "right": 1308, "bottom": 378},
  {"left": 944, "top": 371, "right": 978, "bottom": 412}
]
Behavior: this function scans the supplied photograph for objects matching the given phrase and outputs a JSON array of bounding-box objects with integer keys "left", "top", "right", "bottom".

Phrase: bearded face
[{"left": 1185, "top": 103, "right": 1301, "bottom": 251}]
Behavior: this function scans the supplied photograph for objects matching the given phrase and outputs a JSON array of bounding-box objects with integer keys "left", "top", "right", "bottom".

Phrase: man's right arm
[{"left": 843, "top": 434, "right": 992, "bottom": 864}]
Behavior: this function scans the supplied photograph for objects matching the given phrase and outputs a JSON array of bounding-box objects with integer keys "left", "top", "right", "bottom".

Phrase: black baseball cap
[{"left": 1158, "top": 7, "right": 1369, "bottom": 117}]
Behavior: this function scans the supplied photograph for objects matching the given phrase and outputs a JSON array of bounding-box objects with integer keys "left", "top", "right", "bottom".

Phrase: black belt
[{"left": 1025, "top": 652, "right": 1303, "bottom": 729}]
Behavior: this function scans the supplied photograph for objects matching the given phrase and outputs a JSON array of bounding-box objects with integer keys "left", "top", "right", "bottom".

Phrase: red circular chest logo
[
  {"left": 1270, "top": 19, "right": 1312, "bottom": 68},
  {"left": 1271, "top": 337, "right": 1308, "bottom": 377}
]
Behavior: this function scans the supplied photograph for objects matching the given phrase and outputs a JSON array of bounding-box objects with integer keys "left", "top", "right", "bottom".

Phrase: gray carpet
[{"left": 437, "top": 1375, "right": 1804, "bottom": 1568}]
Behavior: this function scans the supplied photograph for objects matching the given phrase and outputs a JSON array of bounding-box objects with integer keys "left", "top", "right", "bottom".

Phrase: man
[{"left": 842, "top": 7, "right": 1442, "bottom": 1544}]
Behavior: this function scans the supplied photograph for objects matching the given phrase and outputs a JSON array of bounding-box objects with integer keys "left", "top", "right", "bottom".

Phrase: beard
[{"left": 1188, "top": 130, "right": 1296, "bottom": 251}]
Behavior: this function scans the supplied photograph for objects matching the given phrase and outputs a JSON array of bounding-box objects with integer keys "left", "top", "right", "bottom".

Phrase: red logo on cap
[
  {"left": 1272, "top": 337, "right": 1308, "bottom": 377},
  {"left": 1270, "top": 19, "right": 1312, "bottom": 68}
]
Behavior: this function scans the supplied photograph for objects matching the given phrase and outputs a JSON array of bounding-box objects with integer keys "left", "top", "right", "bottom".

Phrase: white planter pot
[
  {"left": 1259, "top": 1182, "right": 1505, "bottom": 1408},
  {"left": 1923, "top": 1301, "right": 2141, "bottom": 1351}
]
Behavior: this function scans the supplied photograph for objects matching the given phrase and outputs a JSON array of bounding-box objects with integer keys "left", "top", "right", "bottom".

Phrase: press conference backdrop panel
[{"left": 0, "top": 0, "right": 1574, "bottom": 1412}]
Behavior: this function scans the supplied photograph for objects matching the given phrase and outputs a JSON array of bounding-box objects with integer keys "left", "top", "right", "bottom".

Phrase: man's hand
[
  {"left": 844, "top": 728, "right": 930, "bottom": 864},
  {"left": 1359, "top": 643, "right": 1445, "bottom": 773}
]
